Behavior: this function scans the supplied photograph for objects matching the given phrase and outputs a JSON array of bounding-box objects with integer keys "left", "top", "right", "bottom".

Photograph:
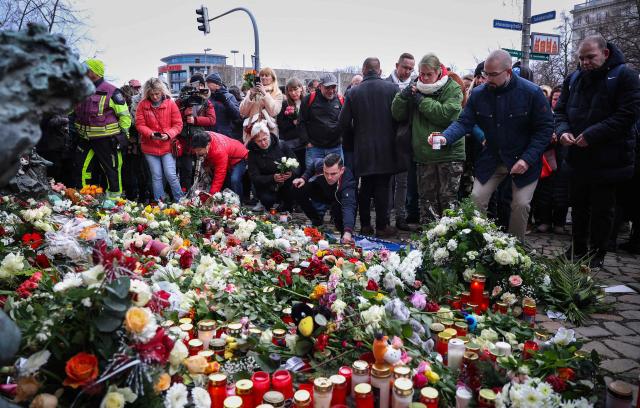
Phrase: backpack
[{"left": 307, "top": 90, "right": 344, "bottom": 107}]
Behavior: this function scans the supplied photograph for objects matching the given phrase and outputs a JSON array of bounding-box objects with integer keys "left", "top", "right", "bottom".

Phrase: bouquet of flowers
[
  {"left": 275, "top": 156, "right": 299, "bottom": 173},
  {"left": 242, "top": 70, "right": 258, "bottom": 90},
  {"left": 283, "top": 104, "right": 299, "bottom": 120}
]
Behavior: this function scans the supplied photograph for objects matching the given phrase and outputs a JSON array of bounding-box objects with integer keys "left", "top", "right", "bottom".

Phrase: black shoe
[
  {"left": 564, "top": 246, "right": 587, "bottom": 261},
  {"left": 376, "top": 225, "right": 398, "bottom": 238},
  {"left": 589, "top": 252, "right": 606, "bottom": 268},
  {"left": 396, "top": 219, "right": 413, "bottom": 231},
  {"left": 360, "top": 225, "right": 374, "bottom": 236}
]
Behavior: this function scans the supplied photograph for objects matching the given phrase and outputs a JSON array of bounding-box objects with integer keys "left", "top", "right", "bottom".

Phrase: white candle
[
  {"left": 455, "top": 387, "right": 472, "bottom": 408},
  {"left": 495, "top": 341, "right": 512, "bottom": 357},
  {"left": 448, "top": 338, "right": 465, "bottom": 370}
]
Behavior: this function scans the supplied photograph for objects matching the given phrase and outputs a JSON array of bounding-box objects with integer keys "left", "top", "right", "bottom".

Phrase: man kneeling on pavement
[{"left": 293, "top": 153, "right": 356, "bottom": 244}]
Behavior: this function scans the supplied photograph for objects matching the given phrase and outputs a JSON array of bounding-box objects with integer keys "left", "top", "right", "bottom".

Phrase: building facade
[
  {"left": 571, "top": 0, "right": 637, "bottom": 45},
  {"left": 158, "top": 53, "right": 355, "bottom": 95}
]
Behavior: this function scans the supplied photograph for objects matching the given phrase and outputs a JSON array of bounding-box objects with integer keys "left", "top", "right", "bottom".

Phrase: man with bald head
[
  {"left": 430, "top": 49, "right": 553, "bottom": 242},
  {"left": 339, "top": 57, "right": 401, "bottom": 237},
  {"left": 555, "top": 35, "right": 640, "bottom": 267}
]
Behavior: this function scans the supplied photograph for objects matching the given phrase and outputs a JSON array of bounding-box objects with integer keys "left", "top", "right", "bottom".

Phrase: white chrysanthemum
[
  {"left": 432, "top": 247, "right": 449, "bottom": 265},
  {"left": 361, "top": 305, "right": 385, "bottom": 329},
  {"left": 81, "top": 264, "right": 105, "bottom": 287},
  {"left": 431, "top": 224, "right": 448, "bottom": 237},
  {"left": 447, "top": 239, "right": 458, "bottom": 251},
  {"left": 20, "top": 206, "right": 52, "bottom": 222},
  {"left": 331, "top": 299, "right": 347, "bottom": 315},
  {"left": 192, "top": 387, "right": 211, "bottom": 408},
  {"left": 130, "top": 279, "right": 152, "bottom": 307},
  {"left": 53, "top": 272, "right": 83, "bottom": 292},
  {"left": 165, "top": 383, "right": 188, "bottom": 408},
  {"left": 462, "top": 268, "right": 475, "bottom": 282},
  {"left": 383, "top": 272, "right": 402, "bottom": 291},
  {"left": 81, "top": 297, "right": 92, "bottom": 307},
  {"left": 365, "top": 265, "right": 384, "bottom": 283},
  {"left": 285, "top": 333, "right": 298, "bottom": 353},
  {"left": 494, "top": 249, "right": 514, "bottom": 265},
  {"left": 169, "top": 340, "right": 188, "bottom": 367},
  {"left": 466, "top": 251, "right": 478, "bottom": 260}
]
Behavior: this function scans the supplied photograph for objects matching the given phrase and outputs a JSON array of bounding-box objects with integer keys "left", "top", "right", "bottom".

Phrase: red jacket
[
  {"left": 176, "top": 99, "right": 216, "bottom": 129},
  {"left": 204, "top": 132, "right": 248, "bottom": 194},
  {"left": 136, "top": 98, "right": 183, "bottom": 156}
]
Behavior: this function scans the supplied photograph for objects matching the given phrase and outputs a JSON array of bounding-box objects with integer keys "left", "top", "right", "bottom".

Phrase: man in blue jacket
[
  {"left": 555, "top": 35, "right": 640, "bottom": 267},
  {"left": 429, "top": 50, "right": 553, "bottom": 242},
  {"left": 206, "top": 73, "right": 241, "bottom": 139},
  {"left": 292, "top": 153, "right": 356, "bottom": 244}
]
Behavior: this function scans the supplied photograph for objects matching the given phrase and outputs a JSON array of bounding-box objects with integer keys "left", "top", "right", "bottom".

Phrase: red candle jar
[
  {"left": 455, "top": 321, "right": 468, "bottom": 337},
  {"left": 282, "top": 307, "right": 294, "bottom": 325},
  {"left": 419, "top": 387, "right": 439, "bottom": 408},
  {"left": 494, "top": 302, "right": 508, "bottom": 314},
  {"left": 450, "top": 296, "right": 462, "bottom": 310},
  {"left": 354, "top": 383, "right": 374, "bottom": 408},
  {"left": 330, "top": 374, "right": 348, "bottom": 406},
  {"left": 460, "top": 291, "right": 470, "bottom": 305},
  {"left": 522, "top": 298, "right": 536, "bottom": 326},
  {"left": 272, "top": 329, "right": 286, "bottom": 347},
  {"left": 338, "top": 366, "right": 352, "bottom": 393},
  {"left": 180, "top": 323, "right": 194, "bottom": 340},
  {"left": 480, "top": 291, "right": 490, "bottom": 313},
  {"left": 198, "top": 349, "right": 214, "bottom": 362},
  {"left": 188, "top": 339, "right": 204, "bottom": 356},
  {"left": 469, "top": 274, "right": 486, "bottom": 305},
  {"left": 271, "top": 370, "right": 294, "bottom": 399},
  {"left": 478, "top": 388, "right": 497, "bottom": 407},
  {"left": 209, "top": 373, "right": 228, "bottom": 408},
  {"left": 251, "top": 372, "right": 270, "bottom": 403},
  {"left": 522, "top": 340, "right": 539, "bottom": 360},
  {"left": 436, "top": 332, "right": 452, "bottom": 358},
  {"left": 235, "top": 379, "right": 254, "bottom": 408}
]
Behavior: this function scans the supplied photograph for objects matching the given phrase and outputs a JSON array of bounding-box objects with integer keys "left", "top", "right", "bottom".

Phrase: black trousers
[
  {"left": 74, "top": 137, "right": 123, "bottom": 194},
  {"left": 359, "top": 174, "right": 392, "bottom": 229},
  {"left": 294, "top": 180, "right": 344, "bottom": 233},
  {"left": 570, "top": 179, "right": 617, "bottom": 254},
  {"left": 256, "top": 182, "right": 295, "bottom": 211},
  {"left": 176, "top": 154, "right": 194, "bottom": 191}
]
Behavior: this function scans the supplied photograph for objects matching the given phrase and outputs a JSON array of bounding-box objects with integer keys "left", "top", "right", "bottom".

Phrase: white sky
[{"left": 73, "top": 0, "right": 577, "bottom": 85}]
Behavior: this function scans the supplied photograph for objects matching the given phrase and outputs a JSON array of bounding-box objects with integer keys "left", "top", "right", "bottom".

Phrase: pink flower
[
  {"left": 491, "top": 286, "right": 503, "bottom": 297},
  {"left": 379, "top": 249, "right": 390, "bottom": 262},
  {"left": 224, "top": 283, "right": 236, "bottom": 293},
  {"left": 508, "top": 275, "right": 523, "bottom": 288}
]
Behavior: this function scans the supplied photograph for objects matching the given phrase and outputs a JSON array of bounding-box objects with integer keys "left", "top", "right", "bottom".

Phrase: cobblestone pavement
[{"left": 288, "top": 208, "right": 640, "bottom": 399}]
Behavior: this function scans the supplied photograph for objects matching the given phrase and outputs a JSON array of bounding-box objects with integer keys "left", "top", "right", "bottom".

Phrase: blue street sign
[
  {"left": 531, "top": 10, "right": 556, "bottom": 24},
  {"left": 493, "top": 19, "right": 523, "bottom": 31}
]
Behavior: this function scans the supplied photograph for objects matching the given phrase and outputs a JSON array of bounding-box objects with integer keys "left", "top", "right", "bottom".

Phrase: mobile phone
[
  {"left": 254, "top": 76, "right": 261, "bottom": 86},
  {"left": 152, "top": 132, "right": 162, "bottom": 139}
]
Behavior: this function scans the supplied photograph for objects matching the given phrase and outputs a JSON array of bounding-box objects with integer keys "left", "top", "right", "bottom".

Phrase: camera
[{"left": 178, "top": 85, "right": 207, "bottom": 107}]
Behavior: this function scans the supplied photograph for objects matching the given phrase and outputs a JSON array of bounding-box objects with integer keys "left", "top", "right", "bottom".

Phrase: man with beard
[
  {"left": 555, "top": 35, "right": 640, "bottom": 267},
  {"left": 430, "top": 49, "right": 553, "bottom": 243}
]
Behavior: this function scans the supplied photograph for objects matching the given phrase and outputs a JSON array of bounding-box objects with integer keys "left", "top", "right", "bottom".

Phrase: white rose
[
  {"left": 0, "top": 252, "right": 25, "bottom": 278},
  {"left": 552, "top": 327, "right": 576, "bottom": 346},
  {"left": 331, "top": 299, "right": 347, "bottom": 315},
  {"left": 494, "top": 249, "right": 514, "bottom": 265},
  {"left": 447, "top": 239, "right": 458, "bottom": 251},
  {"left": 81, "top": 264, "right": 105, "bottom": 287},
  {"left": 169, "top": 340, "right": 189, "bottom": 367}
]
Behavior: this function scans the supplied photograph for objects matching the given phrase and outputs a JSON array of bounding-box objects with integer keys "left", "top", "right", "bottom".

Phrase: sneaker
[
  {"left": 536, "top": 224, "right": 551, "bottom": 233},
  {"left": 360, "top": 225, "right": 374, "bottom": 236},
  {"left": 251, "top": 202, "right": 265, "bottom": 212},
  {"left": 376, "top": 225, "right": 398, "bottom": 238}
]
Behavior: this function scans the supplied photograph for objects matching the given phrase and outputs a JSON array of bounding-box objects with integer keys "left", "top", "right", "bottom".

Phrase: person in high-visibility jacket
[{"left": 73, "top": 59, "right": 131, "bottom": 199}]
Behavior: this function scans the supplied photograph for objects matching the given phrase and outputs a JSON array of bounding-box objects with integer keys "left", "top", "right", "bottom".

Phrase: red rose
[
  {"left": 134, "top": 328, "right": 174, "bottom": 364},
  {"left": 179, "top": 251, "right": 193, "bottom": 269},
  {"left": 278, "top": 269, "right": 292, "bottom": 287},
  {"left": 148, "top": 290, "right": 172, "bottom": 313},
  {"left": 545, "top": 375, "right": 567, "bottom": 392},
  {"left": 63, "top": 352, "right": 99, "bottom": 389},
  {"left": 366, "top": 280, "right": 379, "bottom": 291},
  {"left": 35, "top": 254, "right": 50, "bottom": 268}
]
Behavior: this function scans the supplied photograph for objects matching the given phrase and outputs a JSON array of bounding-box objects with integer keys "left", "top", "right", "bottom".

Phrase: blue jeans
[
  {"left": 224, "top": 160, "right": 247, "bottom": 197},
  {"left": 305, "top": 145, "right": 343, "bottom": 170},
  {"left": 144, "top": 153, "right": 184, "bottom": 202}
]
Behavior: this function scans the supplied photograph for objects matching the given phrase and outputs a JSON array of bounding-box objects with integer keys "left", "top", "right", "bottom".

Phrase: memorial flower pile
[{"left": 0, "top": 189, "right": 602, "bottom": 407}]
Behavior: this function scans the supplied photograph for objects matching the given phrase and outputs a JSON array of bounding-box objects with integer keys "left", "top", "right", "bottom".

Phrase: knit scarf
[
  {"left": 390, "top": 70, "right": 413, "bottom": 90},
  {"left": 416, "top": 74, "right": 449, "bottom": 95}
]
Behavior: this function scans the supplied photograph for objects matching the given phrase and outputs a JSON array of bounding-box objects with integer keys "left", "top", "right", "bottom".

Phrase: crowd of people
[{"left": 36, "top": 34, "right": 640, "bottom": 267}]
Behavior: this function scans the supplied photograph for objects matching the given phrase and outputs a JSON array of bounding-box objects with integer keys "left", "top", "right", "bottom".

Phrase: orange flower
[
  {"left": 309, "top": 284, "right": 328, "bottom": 300},
  {"left": 154, "top": 372, "right": 171, "bottom": 393},
  {"left": 124, "top": 307, "right": 150, "bottom": 334},
  {"left": 557, "top": 367, "right": 575, "bottom": 381},
  {"left": 63, "top": 352, "right": 99, "bottom": 389}
]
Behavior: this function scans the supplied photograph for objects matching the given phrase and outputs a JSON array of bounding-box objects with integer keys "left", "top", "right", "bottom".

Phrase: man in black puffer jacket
[{"left": 555, "top": 35, "right": 640, "bottom": 267}]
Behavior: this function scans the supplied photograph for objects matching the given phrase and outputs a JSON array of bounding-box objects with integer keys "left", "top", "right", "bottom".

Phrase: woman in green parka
[{"left": 391, "top": 53, "right": 464, "bottom": 223}]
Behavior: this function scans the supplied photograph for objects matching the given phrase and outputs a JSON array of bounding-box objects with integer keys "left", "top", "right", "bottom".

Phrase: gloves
[
  {"left": 414, "top": 92, "right": 425, "bottom": 105},
  {"left": 400, "top": 84, "right": 414, "bottom": 99}
]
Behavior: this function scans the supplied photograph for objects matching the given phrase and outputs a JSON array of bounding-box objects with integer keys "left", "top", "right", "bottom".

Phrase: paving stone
[
  {"left": 535, "top": 313, "right": 551, "bottom": 323},
  {"left": 626, "top": 321, "right": 640, "bottom": 334},
  {"left": 620, "top": 310, "right": 640, "bottom": 320},
  {"left": 619, "top": 295, "right": 640, "bottom": 304},
  {"left": 603, "top": 340, "right": 640, "bottom": 360},
  {"left": 614, "top": 336, "right": 640, "bottom": 346},
  {"left": 600, "top": 358, "right": 639, "bottom": 374},
  {"left": 620, "top": 267, "right": 640, "bottom": 274},
  {"left": 604, "top": 296, "right": 618, "bottom": 304},
  {"left": 581, "top": 341, "right": 620, "bottom": 359},
  {"left": 603, "top": 322, "right": 635, "bottom": 336},
  {"left": 576, "top": 325, "right": 612, "bottom": 338},
  {"left": 540, "top": 321, "right": 565, "bottom": 333},
  {"left": 590, "top": 313, "right": 624, "bottom": 321},
  {"left": 617, "top": 303, "right": 640, "bottom": 311}
]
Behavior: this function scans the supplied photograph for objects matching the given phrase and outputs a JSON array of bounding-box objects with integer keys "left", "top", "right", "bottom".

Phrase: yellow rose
[
  {"left": 374, "top": 293, "right": 386, "bottom": 302},
  {"left": 124, "top": 307, "right": 149, "bottom": 334},
  {"left": 100, "top": 392, "right": 125, "bottom": 408},
  {"left": 426, "top": 370, "right": 440, "bottom": 383},
  {"left": 154, "top": 373, "right": 171, "bottom": 393},
  {"left": 183, "top": 355, "right": 208, "bottom": 374}
]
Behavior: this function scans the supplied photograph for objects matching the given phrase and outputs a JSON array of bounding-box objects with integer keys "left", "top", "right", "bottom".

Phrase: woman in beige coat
[{"left": 239, "top": 67, "right": 284, "bottom": 143}]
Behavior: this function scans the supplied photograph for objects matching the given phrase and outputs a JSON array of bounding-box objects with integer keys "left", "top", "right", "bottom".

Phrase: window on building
[{"left": 585, "top": 14, "right": 590, "bottom": 24}]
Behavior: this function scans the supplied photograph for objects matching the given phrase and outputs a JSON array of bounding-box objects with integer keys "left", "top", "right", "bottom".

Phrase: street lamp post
[
  {"left": 206, "top": 7, "right": 260, "bottom": 71},
  {"left": 203, "top": 47, "right": 211, "bottom": 75},
  {"left": 230, "top": 50, "right": 239, "bottom": 87}
]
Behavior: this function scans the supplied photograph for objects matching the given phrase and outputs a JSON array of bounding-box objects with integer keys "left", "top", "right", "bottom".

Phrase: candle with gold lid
[
  {"left": 393, "top": 365, "right": 411, "bottom": 379},
  {"left": 227, "top": 322, "right": 243, "bottom": 337},
  {"left": 392, "top": 377, "right": 413, "bottom": 408},
  {"left": 313, "top": 377, "right": 333, "bottom": 408},
  {"left": 478, "top": 389, "right": 496, "bottom": 407},
  {"left": 188, "top": 339, "right": 204, "bottom": 356},
  {"left": 293, "top": 390, "right": 311, "bottom": 407},
  {"left": 351, "top": 360, "right": 370, "bottom": 398},
  {"left": 419, "top": 387, "right": 438, "bottom": 408},
  {"left": 198, "top": 319, "right": 216, "bottom": 349},
  {"left": 179, "top": 317, "right": 193, "bottom": 326},
  {"left": 235, "top": 379, "right": 254, "bottom": 408},
  {"left": 224, "top": 396, "right": 243, "bottom": 408}
]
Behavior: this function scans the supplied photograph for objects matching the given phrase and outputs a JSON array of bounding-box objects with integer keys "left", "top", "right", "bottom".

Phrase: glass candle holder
[
  {"left": 272, "top": 370, "right": 293, "bottom": 399},
  {"left": 251, "top": 372, "right": 270, "bottom": 403},
  {"left": 198, "top": 319, "right": 216, "bottom": 350},
  {"left": 272, "top": 329, "right": 286, "bottom": 347},
  {"left": 480, "top": 291, "right": 490, "bottom": 313},
  {"left": 454, "top": 321, "right": 468, "bottom": 337},
  {"left": 354, "top": 383, "right": 374, "bottom": 408},
  {"left": 419, "top": 387, "right": 439, "bottom": 408},
  {"left": 522, "top": 340, "right": 539, "bottom": 360},
  {"left": 351, "top": 360, "right": 370, "bottom": 398},
  {"left": 235, "top": 379, "right": 254, "bottom": 408},
  {"left": 447, "top": 339, "right": 466, "bottom": 370},
  {"left": 338, "top": 366, "right": 352, "bottom": 394},
  {"left": 469, "top": 274, "right": 486, "bottom": 305},
  {"left": 188, "top": 339, "right": 204, "bottom": 356},
  {"left": 329, "top": 374, "right": 347, "bottom": 406},
  {"left": 522, "top": 298, "right": 536, "bottom": 326},
  {"left": 436, "top": 332, "right": 452, "bottom": 358},
  {"left": 208, "top": 373, "right": 228, "bottom": 408},
  {"left": 313, "top": 377, "right": 333, "bottom": 408},
  {"left": 494, "top": 302, "right": 508, "bottom": 314}
]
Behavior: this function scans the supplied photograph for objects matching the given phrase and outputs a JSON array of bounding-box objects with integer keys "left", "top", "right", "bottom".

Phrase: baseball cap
[
  {"left": 129, "top": 79, "right": 141, "bottom": 88},
  {"left": 319, "top": 73, "right": 338, "bottom": 87}
]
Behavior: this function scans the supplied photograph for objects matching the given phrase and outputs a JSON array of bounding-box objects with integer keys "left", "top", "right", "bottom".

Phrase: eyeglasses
[{"left": 481, "top": 69, "right": 509, "bottom": 78}]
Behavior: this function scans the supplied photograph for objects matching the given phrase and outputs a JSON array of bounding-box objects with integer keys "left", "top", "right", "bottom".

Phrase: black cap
[
  {"left": 474, "top": 61, "right": 485, "bottom": 78},
  {"left": 190, "top": 73, "right": 206, "bottom": 86},
  {"left": 205, "top": 72, "right": 224, "bottom": 86}
]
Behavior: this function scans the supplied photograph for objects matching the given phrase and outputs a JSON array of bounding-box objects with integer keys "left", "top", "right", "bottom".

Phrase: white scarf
[
  {"left": 416, "top": 74, "right": 449, "bottom": 95},
  {"left": 390, "top": 70, "right": 413, "bottom": 90}
]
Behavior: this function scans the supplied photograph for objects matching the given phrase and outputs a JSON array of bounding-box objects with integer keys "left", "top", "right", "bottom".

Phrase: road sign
[
  {"left": 493, "top": 19, "right": 523, "bottom": 31},
  {"left": 531, "top": 32, "right": 560, "bottom": 54},
  {"left": 502, "top": 48, "right": 550, "bottom": 61},
  {"left": 531, "top": 10, "right": 556, "bottom": 24},
  {"left": 503, "top": 48, "right": 523, "bottom": 58}
]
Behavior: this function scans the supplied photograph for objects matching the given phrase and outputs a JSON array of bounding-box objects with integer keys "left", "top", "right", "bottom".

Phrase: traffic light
[{"left": 196, "top": 5, "right": 210, "bottom": 34}]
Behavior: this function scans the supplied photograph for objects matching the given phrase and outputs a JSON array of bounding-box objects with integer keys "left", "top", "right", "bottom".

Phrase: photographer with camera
[
  {"left": 175, "top": 73, "right": 216, "bottom": 190},
  {"left": 206, "top": 72, "right": 241, "bottom": 140}
]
